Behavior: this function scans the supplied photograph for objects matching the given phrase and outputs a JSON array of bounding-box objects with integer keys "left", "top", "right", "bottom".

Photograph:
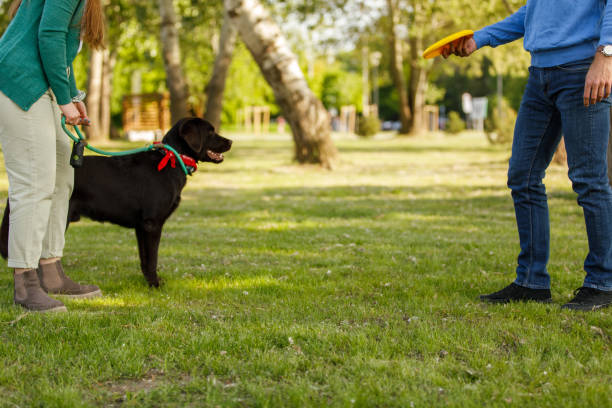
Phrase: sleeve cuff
[
  {"left": 473, "top": 30, "right": 490, "bottom": 49},
  {"left": 70, "top": 85, "right": 79, "bottom": 98},
  {"left": 598, "top": 39, "right": 612, "bottom": 48},
  {"left": 53, "top": 88, "right": 72, "bottom": 105}
]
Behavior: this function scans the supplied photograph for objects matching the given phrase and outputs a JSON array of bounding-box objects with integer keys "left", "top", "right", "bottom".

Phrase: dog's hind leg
[
  {"left": 135, "top": 222, "right": 163, "bottom": 287},
  {"left": 0, "top": 199, "right": 10, "bottom": 259}
]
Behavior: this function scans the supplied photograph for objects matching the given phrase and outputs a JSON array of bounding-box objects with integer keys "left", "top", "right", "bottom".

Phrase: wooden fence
[{"left": 122, "top": 93, "right": 171, "bottom": 140}]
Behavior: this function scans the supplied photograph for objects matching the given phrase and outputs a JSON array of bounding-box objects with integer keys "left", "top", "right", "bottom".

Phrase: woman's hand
[
  {"left": 59, "top": 103, "right": 82, "bottom": 125},
  {"left": 442, "top": 37, "right": 478, "bottom": 59},
  {"left": 74, "top": 101, "right": 91, "bottom": 125}
]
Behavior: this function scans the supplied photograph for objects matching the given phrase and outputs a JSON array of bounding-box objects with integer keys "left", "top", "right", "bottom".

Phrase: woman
[{"left": 0, "top": 0, "right": 105, "bottom": 312}]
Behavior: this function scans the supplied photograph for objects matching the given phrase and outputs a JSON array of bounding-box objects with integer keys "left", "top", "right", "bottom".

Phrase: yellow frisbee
[{"left": 422, "top": 30, "right": 474, "bottom": 59}]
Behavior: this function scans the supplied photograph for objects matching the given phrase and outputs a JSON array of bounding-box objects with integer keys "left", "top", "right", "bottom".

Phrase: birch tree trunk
[
  {"left": 86, "top": 48, "right": 105, "bottom": 141},
  {"left": 101, "top": 50, "right": 116, "bottom": 139},
  {"left": 386, "top": 0, "right": 411, "bottom": 134},
  {"left": 86, "top": 48, "right": 115, "bottom": 141},
  {"left": 159, "top": 0, "right": 190, "bottom": 124},
  {"left": 225, "top": 0, "right": 337, "bottom": 168},
  {"left": 204, "top": 11, "right": 237, "bottom": 131}
]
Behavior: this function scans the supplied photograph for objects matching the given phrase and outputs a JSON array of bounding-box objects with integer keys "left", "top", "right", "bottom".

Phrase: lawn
[{"left": 0, "top": 131, "right": 610, "bottom": 407}]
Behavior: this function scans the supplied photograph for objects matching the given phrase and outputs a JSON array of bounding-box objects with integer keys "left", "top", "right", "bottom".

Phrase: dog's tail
[{"left": 0, "top": 199, "right": 9, "bottom": 259}]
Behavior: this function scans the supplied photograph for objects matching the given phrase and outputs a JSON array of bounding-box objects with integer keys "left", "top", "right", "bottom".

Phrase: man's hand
[
  {"left": 584, "top": 52, "right": 612, "bottom": 106},
  {"left": 442, "top": 37, "right": 477, "bottom": 59}
]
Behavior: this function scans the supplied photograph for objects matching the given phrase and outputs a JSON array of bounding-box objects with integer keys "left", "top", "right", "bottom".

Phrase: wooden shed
[{"left": 122, "top": 93, "right": 171, "bottom": 141}]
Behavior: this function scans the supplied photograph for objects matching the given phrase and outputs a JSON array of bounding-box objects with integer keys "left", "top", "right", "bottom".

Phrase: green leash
[{"left": 61, "top": 117, "right": 190, "bottom": 175}]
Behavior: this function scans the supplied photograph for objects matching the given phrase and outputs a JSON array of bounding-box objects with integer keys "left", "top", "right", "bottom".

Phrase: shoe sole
[
  {"left": 561, "top": 302, "right": 612, "bottom": 311},
  {"left": 42, "top": 305, "right": 68, "bottom": 313},
  {"left": 480, "top": 297, "right": 552, "bottom": 304},
  {"left": 52, "top": 289, "right": 103, "bottom": 299},
  {"left": 15, "top": 305, "right": 68, "bottom": 313}
]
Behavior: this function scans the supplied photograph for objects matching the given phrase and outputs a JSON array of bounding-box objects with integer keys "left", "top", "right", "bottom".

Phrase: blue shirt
[{"left": 473, "top": 0, "right": 612, "bottom": 67}]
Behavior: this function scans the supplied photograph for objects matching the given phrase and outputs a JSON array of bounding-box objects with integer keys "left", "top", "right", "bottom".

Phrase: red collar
[{"left": 153, "top": 143, "right": 198, "bottom": 174}]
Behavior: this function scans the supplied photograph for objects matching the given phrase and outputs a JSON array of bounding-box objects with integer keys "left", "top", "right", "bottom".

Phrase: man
[{"left": 445, "top": 1, "right": 612, "bottom": 310}]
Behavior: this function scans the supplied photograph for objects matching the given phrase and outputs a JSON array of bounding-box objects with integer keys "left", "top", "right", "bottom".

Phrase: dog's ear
[{"left": 179, "top": 118, "right": 205, "bottom": 154}]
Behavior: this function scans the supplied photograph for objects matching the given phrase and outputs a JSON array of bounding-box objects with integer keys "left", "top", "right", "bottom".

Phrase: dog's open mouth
[{"left": 206, "top": 150, "right": 224, "bottom": 162}]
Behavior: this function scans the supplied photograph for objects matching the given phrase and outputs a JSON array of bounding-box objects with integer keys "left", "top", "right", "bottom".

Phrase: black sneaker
[
  {"left": 561, "top": 287, "right": 612, "bottom": 311},
  {"left": 479, "top": 283, "right": 552, "bottom": 304}
]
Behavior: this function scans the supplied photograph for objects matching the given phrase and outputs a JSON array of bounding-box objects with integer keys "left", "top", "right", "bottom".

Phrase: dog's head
[{"left": 162, "top": 118, "right": 232, "bottom": 164}]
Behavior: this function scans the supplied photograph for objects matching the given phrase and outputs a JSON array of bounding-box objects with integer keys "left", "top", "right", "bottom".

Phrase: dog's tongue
[{"left": 206, "top": 150, "right": 224, "bottom": 161}]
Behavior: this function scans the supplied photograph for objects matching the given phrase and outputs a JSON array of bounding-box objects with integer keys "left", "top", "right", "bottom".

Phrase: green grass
[{"left": 0, "top": 131, "right": 610, "bottom": 407}]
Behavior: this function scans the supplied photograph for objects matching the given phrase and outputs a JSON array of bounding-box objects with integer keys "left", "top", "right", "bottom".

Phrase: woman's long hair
[{"left": 9, "top": 0, "right": 104, "bottom": 49}]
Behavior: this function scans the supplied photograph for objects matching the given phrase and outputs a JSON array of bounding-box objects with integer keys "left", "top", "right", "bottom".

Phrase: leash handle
[{"left": 61, "top": 116, "right": 86, "bottom": 143}]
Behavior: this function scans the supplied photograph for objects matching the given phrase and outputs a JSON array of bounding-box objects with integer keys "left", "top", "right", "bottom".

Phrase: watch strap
[
  {"left": 72, "top": 90, "right": 86, "bottom": 103},
  {"left": 598, "top": 45, "right": 612, "bottom": 57}
]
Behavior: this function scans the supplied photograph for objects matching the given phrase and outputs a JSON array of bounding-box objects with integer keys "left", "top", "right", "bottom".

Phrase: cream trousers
[{"left": 0, "top": 90, "right": 74, "bottom": 269}]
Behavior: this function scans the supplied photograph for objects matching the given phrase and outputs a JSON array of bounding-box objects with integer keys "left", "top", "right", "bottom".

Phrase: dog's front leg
[{"left": 135, "top": 222, "right": 163, "bottom": 287}]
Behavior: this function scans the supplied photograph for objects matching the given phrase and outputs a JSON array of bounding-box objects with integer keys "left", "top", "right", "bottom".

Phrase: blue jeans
[{"left": 509, "top": 58, "right": 612, "bottom": 291}]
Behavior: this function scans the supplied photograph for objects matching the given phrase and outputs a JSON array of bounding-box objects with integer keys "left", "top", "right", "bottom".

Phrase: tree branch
[{"left": 501, "top": 0, "right": 514, "bottom": 14}]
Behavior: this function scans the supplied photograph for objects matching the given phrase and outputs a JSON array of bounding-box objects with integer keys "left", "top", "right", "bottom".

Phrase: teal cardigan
[{"left": 0, "top": 0, "right": 85, "bottom": 111}]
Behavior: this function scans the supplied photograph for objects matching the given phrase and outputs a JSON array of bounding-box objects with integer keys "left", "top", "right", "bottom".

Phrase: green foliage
[
  {"left": 221, "top": 43, "right": 278, "bottom": 125},
  {"left": 445, "top": 111, "right": 465, "bottom": 134},
  {"left": 177, "top": 0, "right": 222, "bottom": 114},
  {"left": 425, "top": 82, "right": 445, "bottom": 105},
  {"left": 105, "top": 0, "right": 168, "bottom": 115},
  {"left": 0, "top": 1, "right": 11, "bottom": 33},
  {"left": 0, "top": 0, "right": 533, "bottom": 132},
  {"left": 485, "top": 97, "right": 517, "bottom": 144},
  {"left": 502, "top": 74, "right": 529, "bottom": 113},
  {"left": 319, "top": 65, "right": 363, "bottom": 112},
  {"left": 356, "top": 114, "right": 380, "bottom": 137}
]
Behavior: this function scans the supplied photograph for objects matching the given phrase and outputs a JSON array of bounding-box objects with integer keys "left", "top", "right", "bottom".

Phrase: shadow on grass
[
  {"left": 336, "top": 143, "right": 504, "bottom": 154},
  {"left": 179, "top": 184, "right": 515, "bottom": 218},
  {"left": 0, "top": 183, "right": 584, "bottom": 316}
]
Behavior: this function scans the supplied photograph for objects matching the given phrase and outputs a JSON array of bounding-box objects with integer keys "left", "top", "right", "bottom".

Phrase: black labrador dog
[{"left": 0, "top": 117, "right": 232, "bottom": 287}]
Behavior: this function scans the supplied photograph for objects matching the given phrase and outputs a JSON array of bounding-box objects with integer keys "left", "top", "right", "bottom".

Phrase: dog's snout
[{"left": 216, "top": 134, "right": 232, "bottom": 150}]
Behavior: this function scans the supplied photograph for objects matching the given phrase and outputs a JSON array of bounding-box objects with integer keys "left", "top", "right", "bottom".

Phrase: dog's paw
[{"left": 147, "top": 277, "right": 163, "bottom": 288}]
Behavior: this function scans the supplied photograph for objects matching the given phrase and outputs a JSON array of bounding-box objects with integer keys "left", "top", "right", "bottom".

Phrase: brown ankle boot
[
  {"left": 14, "top": 269, "right": 67, "bottom": 312},
  {"left": 38, "top": 261, "right": 102, "bottom": 298}
]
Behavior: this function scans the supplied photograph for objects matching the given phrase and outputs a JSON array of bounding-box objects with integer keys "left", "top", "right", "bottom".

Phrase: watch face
[{"left": 603, "top": 45, "right": 612, "bottom": 56}]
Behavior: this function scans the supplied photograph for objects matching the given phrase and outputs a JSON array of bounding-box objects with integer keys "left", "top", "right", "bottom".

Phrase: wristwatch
[
  {"left": 599, "top": 45, "right": 612, "bottom": 57},
  {"left": 72, "top": 90, "right": 87, "bottom": 103}
]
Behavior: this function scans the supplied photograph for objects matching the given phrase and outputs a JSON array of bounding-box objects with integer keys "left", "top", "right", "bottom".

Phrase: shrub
[
  {"left": 485, "top": 97, "right": 517, "bottom": 145},
  {"left": 357, "top": 115, "right": 381, "bottom": 138},
  {"left": 445, "top": 111, "right": 465, "bottom": 134}
]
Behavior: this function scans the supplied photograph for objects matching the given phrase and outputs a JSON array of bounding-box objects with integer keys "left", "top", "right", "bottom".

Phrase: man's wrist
[{"left": 597, "top": 45, "right": 612, "bottom": 57}]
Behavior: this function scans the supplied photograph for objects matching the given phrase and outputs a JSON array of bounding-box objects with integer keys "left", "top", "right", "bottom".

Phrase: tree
[
  {"left": 86, "top": 0, "right": 149, "bottom": 141},
  {"left": 386, "top": 0, "right": 411, "bottom": 134},
  {"left": 225, "top": 0, "right": 337, "bottom": 168},
  {"left": 204, "top": 11, "right": 237, "bottom": 130},
  {"left": 87, "top": 48, "right": 106, "bottom": 141},
  {"left": 159, "top": 0, "right": 190, "bottom": 123}
]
